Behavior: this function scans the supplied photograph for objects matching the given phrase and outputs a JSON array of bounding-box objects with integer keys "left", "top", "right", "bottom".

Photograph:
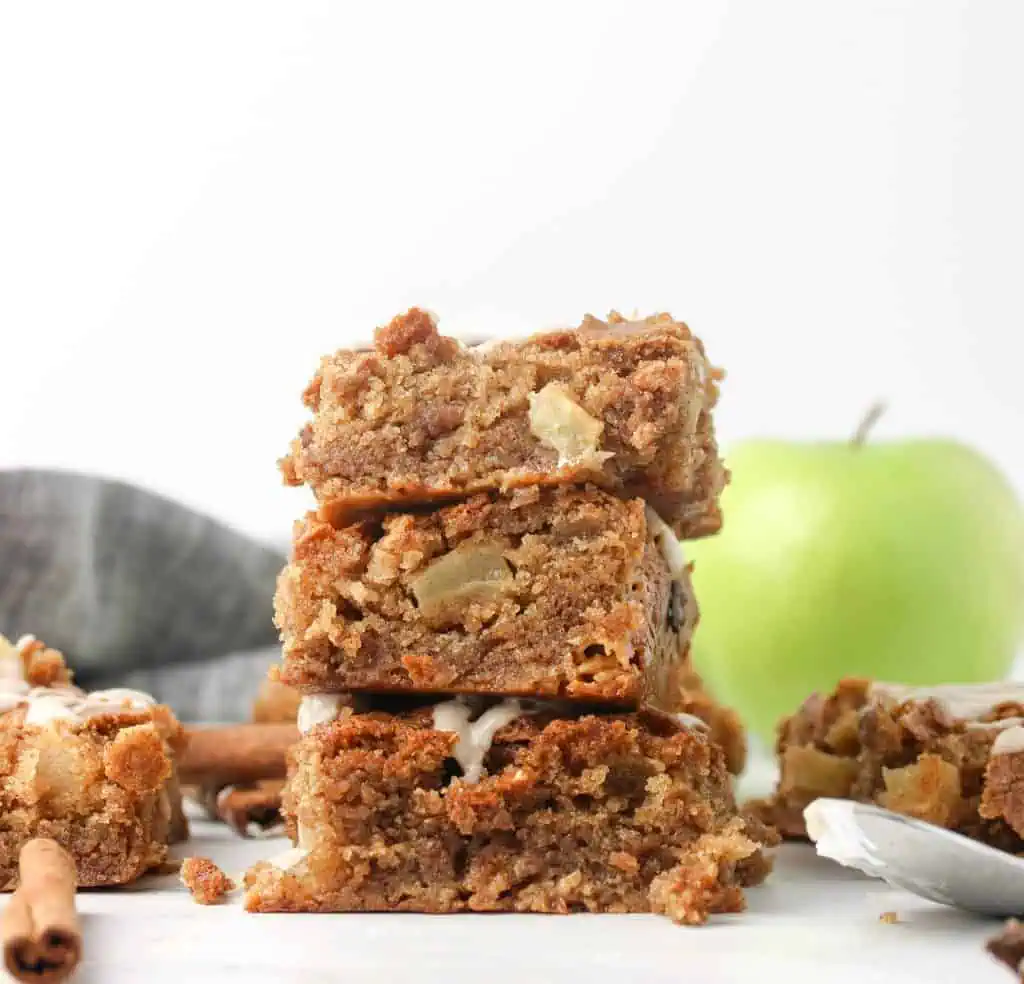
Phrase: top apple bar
[{"left": 281, "top": 308, "right": 726, "bottom": 538}]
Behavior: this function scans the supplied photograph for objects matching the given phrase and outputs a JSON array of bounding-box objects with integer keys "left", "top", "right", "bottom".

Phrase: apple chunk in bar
[
  {"left": 275, "top": 485, "right": 700, "bottom": 709},
  {"left": 243, "top": 700, "right": 773, "bottom": 923},
  {"left": 751, "top": 678, "right": 1024, "bottom": 853},
  {"left": 0, "top": 634, "right": 186, "bottom": 887},
  {"left": 280, "top": 308, "right": 725, "bottom": 539}
]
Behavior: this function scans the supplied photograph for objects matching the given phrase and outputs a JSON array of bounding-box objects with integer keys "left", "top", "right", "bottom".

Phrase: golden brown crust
[
  {"left": 102, "top": 726, "right": 172, "bottom": 795},
  {"left": 18, "top": 640, "right": 73, "bottom": 689},
  {"left": 280, "top": 308, "right": 725, "bottom": 539},
  {"left": 244, "top": 706, "right": 771, "bottom": 923},
  {"left": 181, "top": 857, "right": 235, "bottom": 905}
]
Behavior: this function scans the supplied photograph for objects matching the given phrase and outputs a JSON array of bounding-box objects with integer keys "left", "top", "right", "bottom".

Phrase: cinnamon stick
[
  {"left": 214, "top": 779, "right": 286, "bottom": 837},
  {"left": 2, "top": 839, "right": 81, "bottom": 984},
  {"left": 177, "top": 723, "right": 298, "bottom": 786}
]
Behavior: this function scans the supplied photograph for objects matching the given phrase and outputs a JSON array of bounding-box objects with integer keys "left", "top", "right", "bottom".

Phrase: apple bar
[
  {"left": 242, "top": 699, "right": 774, "bottom": 923},
  {"left": 275, "top": 485, "right": 701, "bottom": 709},
  {"left": 0, "top": 634, "right": 187, "bottom": 887},
  {"left": 280, "top": 308, "right": 726, "bottom": 539},
  {"left": 750, "top": 678, "right": 1024, "bottom": 853}
]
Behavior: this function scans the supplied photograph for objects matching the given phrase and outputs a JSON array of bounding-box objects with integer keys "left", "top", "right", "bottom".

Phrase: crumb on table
[
  {"left": 879, "top": 911, "right": 899, "bottom": 924},
  {"left": 181, "top": 856, "right": 235, "bottom": 905}
]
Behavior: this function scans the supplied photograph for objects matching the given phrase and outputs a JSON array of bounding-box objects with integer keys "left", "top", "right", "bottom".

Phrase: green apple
[{"left": 689, "top": 429, "right": 1024, "bottom": 744}]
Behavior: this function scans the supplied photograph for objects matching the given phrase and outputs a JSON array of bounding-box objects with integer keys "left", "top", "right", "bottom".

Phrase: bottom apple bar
[
  {"left": 751, "top": 678, "right": 1024, "bottom": 851},
  {"left": 243, "top": 698, "right": 774, "bottom": 924}
]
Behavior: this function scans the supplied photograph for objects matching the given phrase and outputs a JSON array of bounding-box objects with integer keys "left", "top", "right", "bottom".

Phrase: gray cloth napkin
[{"left": 0, "top": 469, "right": 285, "bottom": 721}]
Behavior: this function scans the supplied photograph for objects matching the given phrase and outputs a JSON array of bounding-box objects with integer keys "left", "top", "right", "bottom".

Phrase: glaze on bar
[
  {"left": 870, "top": 681, "right": 1024, "bottom": 723},
  {"left": 431, "top": 698, "right": 524, "bottom": 783},
  {"left": 0, "top": 635, "right": 154, "bottom": 724}
]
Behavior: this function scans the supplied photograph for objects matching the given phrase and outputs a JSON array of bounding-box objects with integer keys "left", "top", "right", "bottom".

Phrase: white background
[{"left": 2, "top": 1, "right": 1022, "bottom": 544}]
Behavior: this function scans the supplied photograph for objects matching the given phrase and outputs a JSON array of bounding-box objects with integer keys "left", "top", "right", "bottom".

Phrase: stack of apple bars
[{"left": 243, "top": 308, "right": 774, "bottom": 924}]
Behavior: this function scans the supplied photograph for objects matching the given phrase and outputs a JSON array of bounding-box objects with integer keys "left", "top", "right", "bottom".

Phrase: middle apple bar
[{"left": 275, "top": 484, "right": 697, "bottom": 709}]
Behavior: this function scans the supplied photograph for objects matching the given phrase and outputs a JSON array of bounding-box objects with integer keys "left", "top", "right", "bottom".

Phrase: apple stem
[{"left": 852, "top": 402, "right": 886, "bottom": 446}]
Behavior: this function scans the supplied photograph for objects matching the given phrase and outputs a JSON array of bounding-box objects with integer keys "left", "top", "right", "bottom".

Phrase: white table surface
[{"left": 37, "top": 812, "right": 1013, "bottom": 984}]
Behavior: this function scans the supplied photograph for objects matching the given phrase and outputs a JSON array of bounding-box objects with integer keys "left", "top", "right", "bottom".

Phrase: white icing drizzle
[
  {"left": 0, "top": 682, "right": 31, "bottom": 714},
  {"left": 22, "top": 687, "right": 155, "bottom": 726},
  {"left": 870, "top": 682, "right": 1024, "bottom": 723},
  {"left": 259, "top": 819, "right": 316, "bottom": 873},
  {"left": 0, "top": 635, "right": 155, "bottom": 726},
  {"left": 296, "top": 822, "right": 315, "bottom": 849},
  {"left": 24, "top": 695, "right": 79, "bottom": 726},
  {"left": 266, "top": 846, "right": 309, "bottom": 872},
  {"left": 675, "top": 712, "right": 710, "bottom": 732},
  {"left": 431, "top": 698, "right": 523, "bottom": 783},
  {"left": 869, "top": 681, "right": 1024, "bottom": 764},
  {"left": 0, "top": 635, "right": 29, "bottom": 684},
  {"left": 644, "top": 506, "right": 687, "bottom": 580},
  {"left": 993, "top": 725, "right": 1024, "bottom": 756},
  {"left": 0, "top": 636, "right": 32, "bottom": 713},
  {"left": 87, "top": 688, "right": 156, "bottom": 709},
  {"left": 297, "top": 694, "right": 345, "bottom": 734},
  {"left": 966, "top": 716, "right": 1024, "bottom": 732}
]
